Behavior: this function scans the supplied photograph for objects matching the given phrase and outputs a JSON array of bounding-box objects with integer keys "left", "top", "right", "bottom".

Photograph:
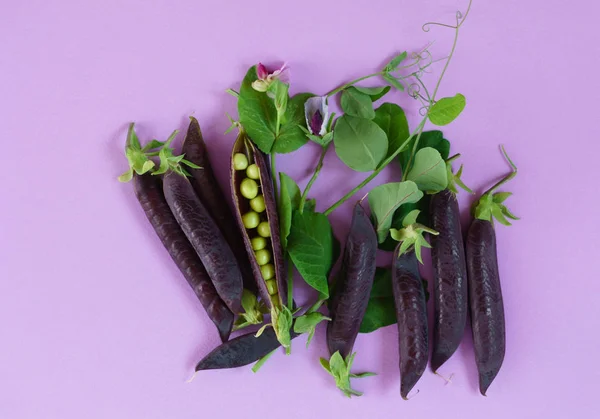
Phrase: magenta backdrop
[{"left": 1, "top": 0, "right": 599, "bottom": 418}]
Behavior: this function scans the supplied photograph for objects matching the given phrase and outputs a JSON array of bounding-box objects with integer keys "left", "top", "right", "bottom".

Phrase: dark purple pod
[
  {"left": 230, "top": 133, "right": 286, "bottom": 309},
  {"left": 430, "top": 189, "right": 468, "bottom": 372},
  {"left": 466, "top": 219, "right": 505, "bottom": 396},
  {"left": 195, "top": 328, "right": 299, "bottom": 371},
  {"left": 163, "top": 171, "right": 243, "bottom": 314},
  {"left": 181, "top": 117, "right": 256, "bottom": 293},
  {"left": 392, "top": 248, "right": 428, "bottom": 400},
  {"left": 133, "top": 173, "right": 233, "bottom": 342},
  {"left": 327, "top": 202, "right": 377, "bottom": 359}
]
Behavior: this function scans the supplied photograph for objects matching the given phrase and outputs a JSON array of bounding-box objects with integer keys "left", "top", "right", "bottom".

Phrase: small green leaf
[
  {"left": 382, "top": 73, "right": 405, "bottom": 91},
  {"left": 353, "top": 86, "right": 391, "bottom": 102},
  {"left": 255, "top": 324, "right": 270, "bottom": 338},
  {"left": 272, "top": 306, "right": 293, "bottom": 349},
  {"left": 293, "top": 312, "right": 330, "bottom": 348},
  {"left": 406, "top": 147, "right": 448, "bottom": 193},
  {"left": 384, "top": 51, "right": 408, "bottom": 72},
  {"left": 340, "top": 87, "right": 375, "bottom": 119},
  {"left": 491, "top": 205, "right": 512, "bottom": 226},
  {"left": 500, "top": 204, "right": 519, "bottom": 220},
  {"left": 321, "top": 351, "right": 373, "bottom": 397},
  {"left": 333, "top": 115, "right": 388, "bottom": 172},
  {"left": 279, "top": 172, "right": 301, "bottom": 249},
  {"left": 373, "top": 103, "right": 410, "bottom": 160},
  {"left": 429, "top": 93, "right": 466, "bottom": 126},
  {"left": 269, "top": 79, "right": 289, "bottom": 115},
  {"left": 287, "top": 211, "right": 334, "bottom": 298},
  {"left": 141, "top": 139, "right": 165, "bottom": 152},
  {"left": 272, "top": 93, "right": 315, "bottom": 154},
  {"left": 368, "top": 181, "right": 423, "bottom": 243}
]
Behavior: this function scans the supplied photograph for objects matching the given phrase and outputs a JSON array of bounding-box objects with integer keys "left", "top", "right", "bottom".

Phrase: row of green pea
[{"left": 233, "top": 153, "right": 279, "bottom": 303}]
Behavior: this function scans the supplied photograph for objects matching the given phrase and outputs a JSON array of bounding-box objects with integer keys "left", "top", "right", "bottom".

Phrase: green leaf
[
  {"left": 406, "top": 147, "right": 448, "bottom": 193},
  {"left": 320, "top": 357, "right": 331, "bottom": 372},
  {"left": 340, "top": 87, "right": 375, "bottom": 119},
  {"left": 429, "top": 93, "right": 466, "bottom": 126},
  {"left": 360, "top": 269, "right": 396, "bottom": 333},
  {"left": 333, "top": 115, "right": 388, "bottom": 172},
  {"left": 373, "top": 103, "right": 410, "bottom": 160},
  {"left": 382, "top": 73, "right": 405, "bottom": 91},
  {"left": 492, "top": 205, "right": 512, "bottom": 226},
  {"left": 238, "top": 66, "right": 311, "bottom": 154},
  {"left": 141, "top": 139, "right": 164, "bottom": 152},
  {"left": 278, "top": 172, "right": 301, "bottom": 249},
  {"left": 287, "top": 211, "right": 334, "bottom": 298},
  {"left": 398, "top": 130, "right": 450, "bottom": 171},
  {"left": 384, "top": 51, "right": 408, "bottom": 72},
  {"left": 353, "top": 86, "right": 391, "bottom": 102},
  {"left": 272, "top": 93, "right": 315, "bottom": 154},
  {"left": 368, "top": 181, "right": 424, "bottom": 243},
  {"left": 304, "top": 198, "right": 317, "bottom": 212},
  {"left": 126, "top": 123, "right": 141, "bottom": 150}
]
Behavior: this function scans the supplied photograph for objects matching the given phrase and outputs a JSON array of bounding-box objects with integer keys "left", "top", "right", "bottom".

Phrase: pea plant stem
[
  {"left": 299, "top": 145, "right": 329, "bottom": 212},
  {"left": 325, "top": 72, "right": 383, "bottom": 97},
  {"left": 323, "top": 119, "right": 427, "bottom": 215}
]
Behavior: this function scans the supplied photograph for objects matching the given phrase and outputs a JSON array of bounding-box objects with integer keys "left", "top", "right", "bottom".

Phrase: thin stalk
[
  {"left": 483, "top": 146, "right": 517, "bottom": 195},
  {"left": 326, "top": 72, "right": 383, "bottom": 97},
  {"left": 252, "top": 349, "right": 277, "bottom": 373},
  {"left": 299, "top": 145, "right": 329, "bottom": 212}
]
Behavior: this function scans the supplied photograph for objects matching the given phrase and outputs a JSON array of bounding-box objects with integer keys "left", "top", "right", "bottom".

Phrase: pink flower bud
[{"left": 256, "top": 63, "right": 268, "bottom": 80}]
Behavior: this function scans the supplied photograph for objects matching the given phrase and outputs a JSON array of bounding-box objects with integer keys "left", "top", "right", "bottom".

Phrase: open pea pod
[{"left": 230, "top": 133, "right": 287, "bottom": 310}]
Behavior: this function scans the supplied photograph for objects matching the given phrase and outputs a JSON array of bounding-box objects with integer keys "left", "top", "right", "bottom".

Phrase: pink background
[{"left": 2, "top": 1, "right": 599, "bottom": 418}]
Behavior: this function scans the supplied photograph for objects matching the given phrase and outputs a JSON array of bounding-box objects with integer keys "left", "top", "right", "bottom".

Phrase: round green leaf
[
  {"left": 372, "top": 103, "right": 409, "bottom": 159},
  {"left": 428, "top": 93, "right": 466, "bottom": 126},
  {"left": 333, "top": 115, "right": 388, "bottom": 172},
  {"left": 405, "top": 147, "right": 448, "bottom": 192},
  {"left": 340, "top": 87, "right": 375, "bottom": 119}
]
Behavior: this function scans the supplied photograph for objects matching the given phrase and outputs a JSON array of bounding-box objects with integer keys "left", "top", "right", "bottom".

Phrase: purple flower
[
  {"left": 304, "top": 96, "right": 329, "bottom": 136},
  {"left": 252, "top": 62, "right": 289, "bottom": 92}
]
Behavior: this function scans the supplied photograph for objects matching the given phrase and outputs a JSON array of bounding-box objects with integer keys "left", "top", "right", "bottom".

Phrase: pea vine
[{"left": 229, "top": 0, "right": 474, "bottom": 391}]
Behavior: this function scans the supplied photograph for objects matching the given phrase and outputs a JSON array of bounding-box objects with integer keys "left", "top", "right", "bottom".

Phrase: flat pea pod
[
  {"left": 430, "top": 189, "right": 468, "bottom": 372},
  {"left": 466, "top": 218, "right": 505, "bottom": 396},
  {"left": 327, "top": 202, "right": 377, "bottom": 359},
  {"left": 163, "top": 171, "right": 244, "bottom": 314},
  {"left": 195, "top": 328, "right": 299, "bottom": 371},
  {"left": 230, "top": 133, "right": 286, "bottom": 309},
  {"left": 181, "top": 117, "right": 256, "bottom": 294},
  {"left": 133, "top": 173, "right": 233, "bottom": 342},
  {"left": 392, "top": 248, "right": 428, "bottom": 400}
]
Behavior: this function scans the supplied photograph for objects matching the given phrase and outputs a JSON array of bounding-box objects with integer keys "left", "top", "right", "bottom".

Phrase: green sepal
[
  {"left": 389, "top": 210, "right": 438, "bottom": 264},
  {"left": 118, "top": 123, "right": 156, "bottom": 182},
  {"left": 293, "top": 312, "right": 331, "bottom": 348},
  {"left": 446, "top": 161, "right": 473, "bottom": 195},
  {"left": 319, "top": 351, "right": 375, "bottom": 398},
  {"left": 233, "top": 290, "right": 267, "bottom": 331},
  {"left": 152, "top": 130, "right": 202, "bottom": 178},
  {"left": 271, "top": 305, "right": 293, "bottom": 353},
  {"left": 473, "top": 192, "right": 519, "bottom": 225}
]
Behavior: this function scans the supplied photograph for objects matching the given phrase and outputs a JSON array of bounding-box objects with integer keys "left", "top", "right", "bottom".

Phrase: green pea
[
  {"left": 233, "top": 153, "right": 249, "bottom": 170},
  {"left": 266, "top": 279, "right": 278, "bottom": 295},
  {"left": 242, "top": 211, "right": 260, "bottom": 229},
  {"left": 255, "top": 249, "right": 271, "bottom": 266},
  {"left": 269, "top": 293, "right": 280, "bottom": 304},
  {"left": 260, "top": 263, "right": 275, "bottom": 280},
  {"left": 246, "top": 164, "right": 260, "bottom": 180},
  {"left": 240, "top": 178, "right": 258, "bottom": 199},
  {"left": 250, "top": 195, "right": 266, "bottom": 213},
  {"left": 251, "top": 236, "right": 267, "bottom": 251},
  {"left": 257, "top": 221, "right": 271, "bottom": 238}
]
